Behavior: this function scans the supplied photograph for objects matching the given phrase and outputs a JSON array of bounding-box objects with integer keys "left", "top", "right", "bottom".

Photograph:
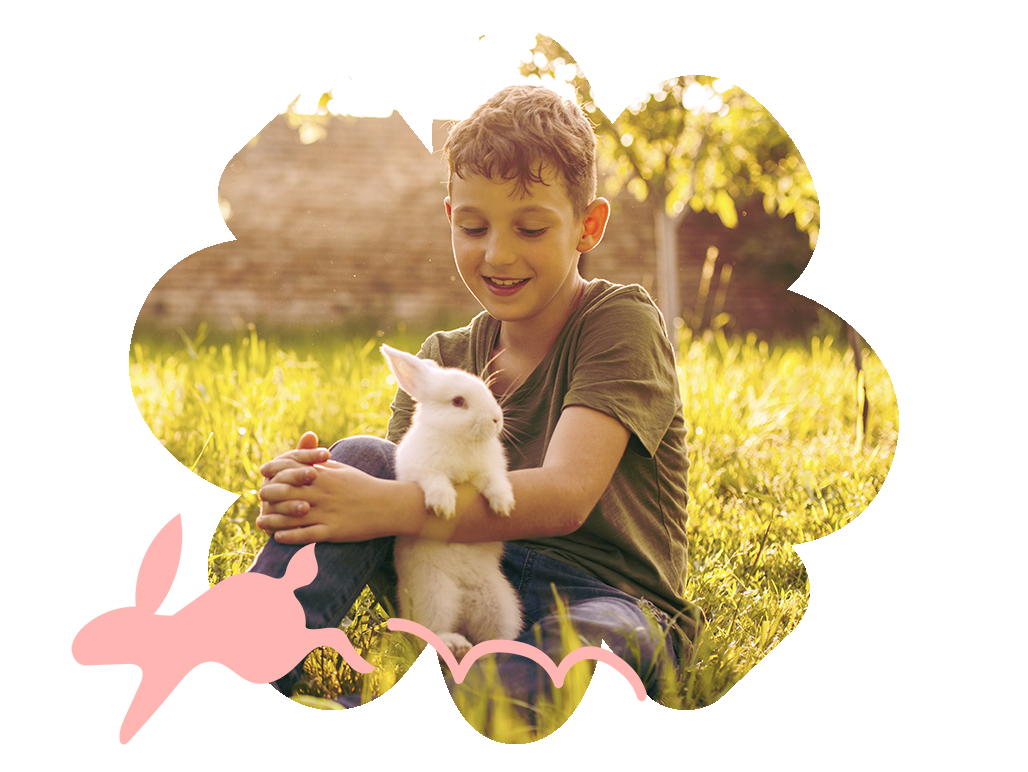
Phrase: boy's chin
[{"left": 476, "top": 298, "right": 525, "bottom": 323}]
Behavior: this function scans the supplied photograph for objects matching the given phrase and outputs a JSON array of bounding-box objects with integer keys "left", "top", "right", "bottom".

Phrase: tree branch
[
  {"left": 674, "top": 143, "right": 707, "bottom": 226},
  {"left": 600, "top": 121, "right": 649, "bottom": 186},
  {"left": 670, "top": 114, "right": 711, "bottom": 225}
]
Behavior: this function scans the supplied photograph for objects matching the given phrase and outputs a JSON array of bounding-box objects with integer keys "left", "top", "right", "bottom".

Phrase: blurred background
[{"left": 136, "top": 34, "right": 826, "bottom": 344}]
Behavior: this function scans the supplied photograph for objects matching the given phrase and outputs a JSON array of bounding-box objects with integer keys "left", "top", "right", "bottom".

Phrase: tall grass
[{"left": 129, "top": 322, "right": 897, "bottom": 739}]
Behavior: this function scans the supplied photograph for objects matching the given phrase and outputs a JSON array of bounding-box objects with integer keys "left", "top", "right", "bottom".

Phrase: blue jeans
[{"left": 248, "top": 436, "right": 679, "bottom": 711}]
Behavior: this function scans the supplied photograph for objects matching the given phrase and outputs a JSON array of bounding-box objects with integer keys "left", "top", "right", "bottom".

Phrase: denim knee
[
  {"left": 328, "top": 435, "right": 397, "bottom": 480},
  {"left": 553, "top": 597, "right": 678, "bottom": 698}
]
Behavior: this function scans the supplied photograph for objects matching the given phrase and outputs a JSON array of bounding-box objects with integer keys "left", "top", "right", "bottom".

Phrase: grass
[{"left": 129, "top": 319, "right": 897, "bottom": 740}]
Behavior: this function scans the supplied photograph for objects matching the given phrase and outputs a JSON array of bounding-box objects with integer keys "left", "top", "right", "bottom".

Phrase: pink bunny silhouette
[
  {"left": 72, "top": 516, "right": 641, "bottom": 744},
  {"left": 204, "top": 542, "right": 374, "bottom": 682}
]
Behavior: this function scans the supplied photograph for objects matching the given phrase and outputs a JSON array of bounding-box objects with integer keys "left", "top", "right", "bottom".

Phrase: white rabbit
[{"left": 381, "top": 344, "right": 522, "bottom": 658}]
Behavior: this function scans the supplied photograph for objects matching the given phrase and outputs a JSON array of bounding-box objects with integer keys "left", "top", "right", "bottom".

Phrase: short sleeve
[{"left": 562, "top": 288, "right": 679, "bottom": 458}]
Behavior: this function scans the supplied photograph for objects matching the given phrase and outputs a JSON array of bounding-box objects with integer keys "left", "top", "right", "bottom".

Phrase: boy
[{"left": 252, "top": 84, "right": 701, "bottom": 720}]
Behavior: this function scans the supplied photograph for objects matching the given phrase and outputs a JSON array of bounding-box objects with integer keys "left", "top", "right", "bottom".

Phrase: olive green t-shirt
[{"left": 386, "top": 279, "right": 700, "bottom": 643}]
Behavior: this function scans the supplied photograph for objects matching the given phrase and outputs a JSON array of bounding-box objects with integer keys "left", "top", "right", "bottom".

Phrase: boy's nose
[{"left": 484, "top": 233, "right": 517, "bottom": 266}]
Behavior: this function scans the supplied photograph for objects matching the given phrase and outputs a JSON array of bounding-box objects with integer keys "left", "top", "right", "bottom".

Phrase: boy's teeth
[{"left": 491, "top": 278, "right": 524, "bottom": 287}]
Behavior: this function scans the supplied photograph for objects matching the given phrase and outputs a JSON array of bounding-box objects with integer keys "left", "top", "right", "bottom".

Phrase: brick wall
[{"left": 138, "top": 112, "right": 825, "bottom": 339}]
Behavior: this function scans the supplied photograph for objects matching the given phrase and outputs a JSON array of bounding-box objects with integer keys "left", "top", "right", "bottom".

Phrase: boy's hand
[
  {"left": 259, "top": 431, "right": 328, "bottom": 475},
  {"left": 257, "top": 460, "right": 402, "bottom": 544},
  {"left": 257, "top": 430, "right": 409, "bottom": 544},
  {"left": 258, "top": 431, "right": 330, "bottom": 522}
]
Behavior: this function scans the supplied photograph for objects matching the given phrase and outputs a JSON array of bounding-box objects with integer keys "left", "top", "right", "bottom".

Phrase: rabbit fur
[{"left": 381, "top": 344, "right": 522, "bottom": 657}]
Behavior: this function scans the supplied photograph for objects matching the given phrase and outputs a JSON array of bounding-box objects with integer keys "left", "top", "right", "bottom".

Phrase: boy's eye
[
  {"left": 520, "top": 228, "right": 546, "bottom": 237},
  {"left": 459, "top": 227, "right": 486, "bottom": 236}
]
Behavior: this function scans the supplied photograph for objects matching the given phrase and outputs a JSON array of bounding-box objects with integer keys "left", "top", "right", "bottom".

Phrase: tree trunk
[
  {"left": 838, "top": 160, "right": 871, "bottom": 437},
  {"left": 653, "top": 204, "right": 680, "bottom": 337}
]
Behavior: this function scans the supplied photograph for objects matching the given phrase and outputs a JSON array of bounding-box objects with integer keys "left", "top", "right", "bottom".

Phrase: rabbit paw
[
  {"left": 483, "top": 478, "right": 515, "bottom": 517},
  {"left": 422, "top": 480, "right": 458, "bottom": 519},
  {"left": 438, "top": 632, "right": 474, "bottom": 662}
]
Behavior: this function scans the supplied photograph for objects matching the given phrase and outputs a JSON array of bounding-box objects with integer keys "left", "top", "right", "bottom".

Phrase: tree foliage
[
  {"left": 520, "top": 36, "right": 819, "bottom": 248},
  {"left": 520, "top": 36, "right": 818, "bottom": 327},
  {"left": 130, "top": 27, "right": 419, "bottom": 219},
  {"left": 526, "top": 28, "right": 896, "bottom": 439},
  {"left": 530, "top": 30, "right": 715, "bottom": 214}
]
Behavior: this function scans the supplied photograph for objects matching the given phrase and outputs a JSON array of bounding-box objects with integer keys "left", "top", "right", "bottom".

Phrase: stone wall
[{"left": 138, "top": 112, "right": 825, "bottom": 339}]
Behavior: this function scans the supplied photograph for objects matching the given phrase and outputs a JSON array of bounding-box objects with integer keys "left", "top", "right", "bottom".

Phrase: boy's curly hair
[{"left": 442, "top": 85, "right": 598, "bottom": 217}]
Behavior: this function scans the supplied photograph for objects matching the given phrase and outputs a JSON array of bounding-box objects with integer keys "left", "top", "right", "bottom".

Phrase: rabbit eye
[{"left": 452, "top": 396, "right": 466, "bottom": 408}]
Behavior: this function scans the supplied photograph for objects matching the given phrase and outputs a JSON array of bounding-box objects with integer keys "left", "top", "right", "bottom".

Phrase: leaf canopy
[{"left": 520, "top": 36, "right": 819, "bottom": 248}]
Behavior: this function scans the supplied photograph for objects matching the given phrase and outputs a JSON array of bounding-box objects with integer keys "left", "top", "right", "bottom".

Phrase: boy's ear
[
  {"left": 443, "top": 196, "right": 452, "bottom": 224},
  {"left": 577, "top": 198, "right": 610, "bottom": 254}
]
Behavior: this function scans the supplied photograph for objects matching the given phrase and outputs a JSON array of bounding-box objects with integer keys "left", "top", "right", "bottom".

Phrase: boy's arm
[{"left": 258, "top": 406, "right": 629, "bottom": 544}]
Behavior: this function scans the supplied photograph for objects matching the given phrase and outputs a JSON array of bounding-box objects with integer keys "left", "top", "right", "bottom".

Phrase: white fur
[{"left": 381, "top": 345, "right": 522, "bottom": 657}]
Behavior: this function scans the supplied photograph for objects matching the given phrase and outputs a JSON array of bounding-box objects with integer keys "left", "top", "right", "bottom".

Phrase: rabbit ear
[
  {"left": 135, "top": 515, "right": 182, "bottom": 612},
  {"left": 381, "top": 345, "right": 434, "bottom": 401}
]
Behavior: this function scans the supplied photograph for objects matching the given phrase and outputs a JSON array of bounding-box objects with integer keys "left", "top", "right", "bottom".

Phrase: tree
[
  {"left": 740, "top": 28, "right": 900, "bottom": 439},
  {"left": 131, "top": 27, "right": 421, "bottom": 219},
  {"left": 526, "top": 28, "right": 896, "bottom": 439},
  {"left": 520, "top": 36, "right": 819, "bottom": 330}
]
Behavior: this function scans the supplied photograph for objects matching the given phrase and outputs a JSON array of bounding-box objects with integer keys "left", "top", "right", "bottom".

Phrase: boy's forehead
[{"left": 449, "top": 168, "right": 575, "bottom": 212}]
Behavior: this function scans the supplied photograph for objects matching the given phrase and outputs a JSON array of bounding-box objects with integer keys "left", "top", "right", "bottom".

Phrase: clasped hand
[{"left": 257, "top": 431, "right": 391, "bottom": 544}]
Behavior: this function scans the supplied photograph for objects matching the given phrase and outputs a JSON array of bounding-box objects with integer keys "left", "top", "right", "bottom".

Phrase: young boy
[{"left": 251, "top": 84, "right": 701, "bottom": 719}]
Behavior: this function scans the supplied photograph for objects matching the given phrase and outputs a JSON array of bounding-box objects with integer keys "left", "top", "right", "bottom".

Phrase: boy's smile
[{"left": 444, "top": 166, "right": 608, "bottom": 339}]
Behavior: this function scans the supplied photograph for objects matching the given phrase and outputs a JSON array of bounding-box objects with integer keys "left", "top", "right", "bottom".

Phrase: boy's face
[{"left": 444, "top": 165, "right": 607, "bottom": 330}]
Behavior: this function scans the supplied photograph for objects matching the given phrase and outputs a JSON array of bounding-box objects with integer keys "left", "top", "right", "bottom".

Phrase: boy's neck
[{"left": 492, "top": 276, "right": 588, "bottom": 387}]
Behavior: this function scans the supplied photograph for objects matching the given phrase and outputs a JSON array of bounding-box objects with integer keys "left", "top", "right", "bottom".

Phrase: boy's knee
[
  {"left": 328, "top": 435, "right": 397, "bottom": 479},
  {"left": 563, "top": 597, "right": 675, "bottom": 675}
]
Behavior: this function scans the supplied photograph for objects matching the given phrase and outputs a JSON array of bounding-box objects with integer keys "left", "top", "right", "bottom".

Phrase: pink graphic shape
[
  {"left": 74, "top": 516, "right": 641, "bottom": 744},
  {"left": 388, "top": 616, "right": 645, "bottom": 744}
]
